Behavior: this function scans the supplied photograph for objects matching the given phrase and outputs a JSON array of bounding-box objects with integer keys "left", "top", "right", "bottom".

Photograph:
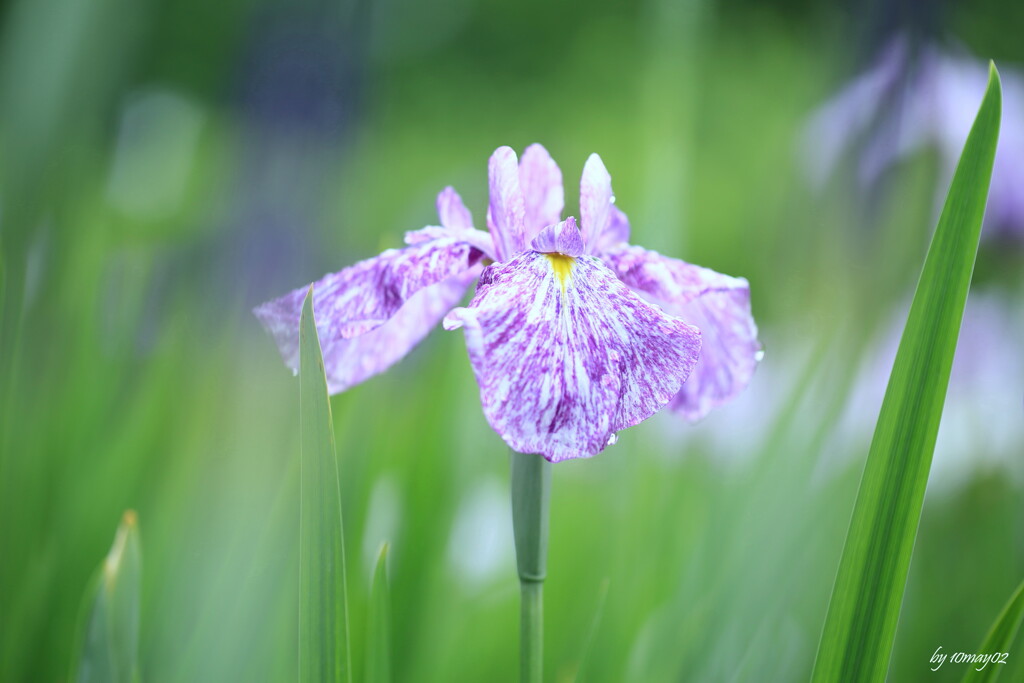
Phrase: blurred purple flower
[
  {"left": 255, "top": 145, "right": 760, "bottom": 461},
  {"left": 803, "top": 37, "right": 1024, "bottom": 239},
  {"left": 831, "top": 291, "right": 1024, "bottom": 491}
]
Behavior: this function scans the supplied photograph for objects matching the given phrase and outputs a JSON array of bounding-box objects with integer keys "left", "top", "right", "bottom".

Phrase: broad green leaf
[
  {"left": 299, "top": 286, "right": 351, "bottom": 683},
  {"left": 366, "top": 543, "right": 392, "bottom": 683},
  {"left": 961, "top": 578, "right": 1024, "bottom": 683},
  {"left": 71, "top": 510, "right": 142, "bottom": 683},
  {"left": 812, "top": 63, "right": 1002, "bottom": 683}
]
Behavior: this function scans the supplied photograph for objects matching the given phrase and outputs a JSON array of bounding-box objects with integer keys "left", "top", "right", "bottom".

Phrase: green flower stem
[{"left": 510, "top": 450, "right": 551, "bottom": 683}]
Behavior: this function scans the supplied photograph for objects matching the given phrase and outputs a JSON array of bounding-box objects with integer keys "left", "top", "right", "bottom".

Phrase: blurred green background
[{"left": 1, "top": 0, "right": 1022, "bottom": 680}]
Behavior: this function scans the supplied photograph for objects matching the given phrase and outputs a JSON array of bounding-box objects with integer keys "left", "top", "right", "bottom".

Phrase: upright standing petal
[
  {"left": 254, "top": 238, "right": 483, "bottom": 393},
  {"left": 602, "top": 244, "right": 760, "bottom": 421},
  {"left": 436, "top": 186, "right": 474, "bottom": 230},
  {"left": 594, "top": 205, "right": 631, "bottom": 253},
  {"left": 487, "top": 146, "right": 527, "bottom": 262},
  {"left": 445, "top": 250, "right": 701, "bottom": 462},
  {"left": 519, "top": 143, "right": 565, "bottom": 242},
  {"left": 579, "top": 153, "right": 613, "bottom": 254}
]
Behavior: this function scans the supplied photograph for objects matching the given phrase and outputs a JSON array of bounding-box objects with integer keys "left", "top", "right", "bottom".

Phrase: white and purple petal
[
  {"left": 405, "top": 226, "right": 495, "bottom": 259},
  {"left": 579, "top": 153, "right": 613, "bottom": 254},
  {"left": 603, "top": 244, "right": 760, "bottom": 421},
  {"left": 444, "top": 250, "right": 701, "bottom": 462},
  {"left": 320, "top": 275, "right": 474, "bottom": 393},
  {"left": 519, "top": 143, "right": 565, "bottom": 241},
  {"left": 254, "top": 237, "right": 483, "bottom": 393},
  {"left": 404, "top": 187, "right": 497, "bottom": 258},
  {"left": 530, "top": 217, "right": 584, "bottom": 257},
  {"left": 486, "top": 146, "right": 527, "bottom": 262}
]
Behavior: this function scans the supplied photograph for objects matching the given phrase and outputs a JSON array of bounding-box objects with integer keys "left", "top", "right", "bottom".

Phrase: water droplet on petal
[
  {"left": 754, "top": 349, "right": 765, "bottom": 362},
  {"left": 606, "top": 432, "right": 618, "bottom": 447},
  {"left": 610, "top": 195, "right": 617, "bottom": 204}
]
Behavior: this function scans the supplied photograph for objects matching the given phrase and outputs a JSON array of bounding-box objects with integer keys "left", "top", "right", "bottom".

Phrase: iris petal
[
  {"left": 254, "top": 238, "right": 483, "bottom": 393},
  {"left": 595, "top": 205, "right": 631, "bottom": 252},
  {"left": 579, "top": 153, "right": 613, "bottom": 254},
  {"left": 602, "top": 244, "right": 760, "bottom": 421},
  {"left": 486, "top": 146, "right": 527, "bottom": 262},
  {"left": 436, "top": 186, "right": 474, "bottom": 230},
  {"left": 519, "top": 143, "right": 565, "bottom": 242},
  {"left": 444, "top": 250, "right": 701, "bottom": 462},
  {"left": 530, "top": 217, "right": 584, "bottom": 257}
]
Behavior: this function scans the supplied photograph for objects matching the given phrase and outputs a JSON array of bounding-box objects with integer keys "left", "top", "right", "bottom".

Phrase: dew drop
[
  {"left": 606, "top": 432, "right": 618, "bottom": 447},
  {"left": 754, "top": 349, "right": 765, "bottom": 362}
]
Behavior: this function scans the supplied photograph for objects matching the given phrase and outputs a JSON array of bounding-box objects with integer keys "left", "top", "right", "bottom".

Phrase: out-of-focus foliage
[{"left": 0, "top": 0, "right": 1021, "bottom": 681}]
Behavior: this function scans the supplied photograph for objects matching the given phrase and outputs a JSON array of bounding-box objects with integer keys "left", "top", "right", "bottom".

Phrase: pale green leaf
[
  {"left": 71, "top": 510, "right": 142, "bottom": 683},
  {"left": 366, "top": 542, "right": 392, "bottom": 683},
  {"left": 299, "top": 286, "right": 351, "bottom": 683}
]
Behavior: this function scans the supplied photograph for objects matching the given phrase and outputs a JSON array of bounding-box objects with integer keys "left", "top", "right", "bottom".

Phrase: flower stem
[{"left": 510, "top": 450, "right": 551, "bottom": 683}]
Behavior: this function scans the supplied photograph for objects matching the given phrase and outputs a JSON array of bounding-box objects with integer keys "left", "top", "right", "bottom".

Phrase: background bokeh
[{"left": 1, "top": 0, "right": 1022, "bottom": 680}]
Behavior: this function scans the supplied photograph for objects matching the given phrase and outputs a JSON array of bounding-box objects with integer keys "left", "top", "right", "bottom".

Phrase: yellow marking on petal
[{"left": 545, "top": 253, "right": 575, "bottom": 292}]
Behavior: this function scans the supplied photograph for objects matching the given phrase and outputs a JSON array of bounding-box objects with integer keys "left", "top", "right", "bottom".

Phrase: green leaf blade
[
  {"left": 812, "top": 64, "right": 1002, "bottom": 683},
  {"left": 299, "top": 286, "right": 351, "bottom": 683},
  {"left": 72, "top": 510, "right": 142, "bottom": 683},
  {"left": 961, "top": 578, "right": 1024, "bottom": 683},
  {"left": 366, "top": 543, "right": 393, "bottom": 683}
]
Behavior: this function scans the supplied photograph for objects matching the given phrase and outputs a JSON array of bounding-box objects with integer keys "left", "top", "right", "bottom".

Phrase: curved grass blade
[
  {"left": 366, "top": 543, "right": 392, "bottom": 683},
  {"left": 811, "top": 64, "right": 1002, "bottom": 683},
  {"left": 299, "top": 286, "right": 351, "bottom": 683},
  {"left": 71, "top": 510, "right": 141, "bottom": 683},
  {"left": 960, "top": 578, "right": 1024, "bottom": 683}
]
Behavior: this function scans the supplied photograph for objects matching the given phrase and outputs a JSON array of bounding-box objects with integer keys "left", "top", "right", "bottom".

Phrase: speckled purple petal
[
  {"left": 579, "top": 153, "right": 613, "bottom": 254},
  {"left": 444, "top": 250, "right": 701, "bottom": 462},
  {"left": 602, "top": 244, "right": 760, "bottom": 421},
  {"left": 321, "top": 276, "right": 474, "bottom": 393},
  {"left": 486, "top": 146, "right": 526, "bottom": 262},
  {"left": 519, "top": 143, "right": 564, "bottom": 241},
  {"left": 254, "top": 238, "right": 482, "bottom": 393},
  {"left": 404, "top": 187, "right": 497, "bottom": 258},
  {"left": 436, "top": 186, "right": 474, "bottom": 230},
  {"left": 405, "top": 226, "right": 496, "bottom": 260},
  {"left": 530, "top": 217, "right": 584, "bottom": 257}
]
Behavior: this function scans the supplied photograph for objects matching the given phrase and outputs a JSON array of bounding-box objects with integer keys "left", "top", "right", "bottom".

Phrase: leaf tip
[
  {"left": 103, "top": 510, "right": 139, "bottom": 592},
  {"left": 986, "top": 60, "right": 1002, "bottom": 109},
  {"left": 374, "top": 542, "right": 390, "bottom": 573}
]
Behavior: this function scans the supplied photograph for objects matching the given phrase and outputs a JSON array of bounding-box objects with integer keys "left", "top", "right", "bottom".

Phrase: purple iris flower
[
  {"left": 803, "top": 37, "right": 1024, "bottom": 240},
  {"left": 254, "top": 145, "right": 760, "bottom": 462}
]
